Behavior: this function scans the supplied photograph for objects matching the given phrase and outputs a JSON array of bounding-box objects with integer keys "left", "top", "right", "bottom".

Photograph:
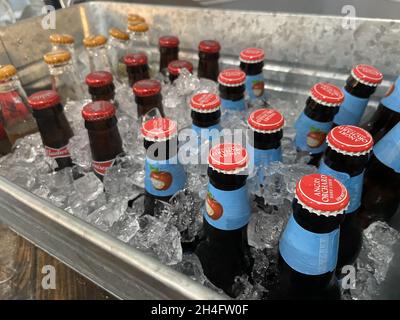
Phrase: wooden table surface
[{"left": 0, "top": 223, "right": 115, "bottom": 300}]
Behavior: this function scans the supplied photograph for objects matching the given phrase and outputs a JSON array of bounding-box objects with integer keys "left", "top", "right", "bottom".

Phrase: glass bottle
[
  {"left": 0, "top": 65, "right": 37, "bottom": 145},
  {"left": 276, "top": 174, "right": 348, "bottom": 300},
  {"left": 83, "top": 35, "right": 112, "bottom": 73},
  {"left": 43, "top": 50, "right": 85, "bottom": 105},
  {"left": 195, "top": 143, "right": 252, "bottom": 297},
  {"left": 127, "top": 22, "right": 150, "bottom": 54},
  {"left": 333, "top": 64, "right": 383, "bottom": 127},
  {"left": 294, "top": 82, "right": 344, "bottom": 166},
  {"left": 108, "top": 27, "right": 130, "bottom": 81},
  {"left": 123, "top": 53, "right": 150, "bottom": 87},
  {"left": 198, "top": 40, "right": 220, "bottom": 82},
  {"left": 158, "top": 35, "right": 179, "bottom": 73},
  {"left": 218, "top": 69, "right": 246, "bottom": 111}
]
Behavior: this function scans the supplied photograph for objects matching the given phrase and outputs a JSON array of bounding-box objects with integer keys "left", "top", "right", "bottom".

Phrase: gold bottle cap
[
  {"left": 83, "top": 35, "right": 107, "bottom": 48},
  {"left": 109, "top": 27, "right": 129, "bottom": 41},
  {"left": 0, "top": 64, "right": 17, "bottom": 81},
  {"left": 128, "top": 14, "right": 145, "bottom": 24},
  {"left": 49, "top": 34, "right": 75, "bottom": 45},
  {"left": 128, "top": 22, "right": 149, "bottom": 33},
  {"left": 43, "top": 50, "right": 71, "bottom": 65}
]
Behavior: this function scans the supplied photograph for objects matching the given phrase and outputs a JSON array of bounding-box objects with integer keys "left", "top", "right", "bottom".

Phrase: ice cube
[
  {"left": 169, "top": 189, "right": 203, "bottom": 243},
  {"left": 247, "top": 200, "right": 291, "bottom": 250},
  {"left": 103, "top": 153, "right": 145, "bottom": 197},
  {"left": 348, "top": 221, "right": 400, "bottom": 300},
  {"left": 172, "top": 252, "right": 227, "bottom": 296},
  {"left": 129, "top": 214, "right": 182, "bottom": 265},
  {"left": 231, "top": 275, "right": 266, "bottom": 300},
  {"left": 87, "top": 197, "right": 129, "bottom": 232},
  {"left": 110, "top": 212, "right": 140, "bottom": 243},
  {"left": 73, "top": 172, "right": 103, "bottom": 202}
]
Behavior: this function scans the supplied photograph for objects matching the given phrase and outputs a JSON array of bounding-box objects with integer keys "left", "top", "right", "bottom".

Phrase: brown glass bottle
[
  {"left": 85, "top": 71, "right": 116, "bottom": 104},
  {"left": 123, "top": 53, "right": 150, "bottom": 87},
  {"left": 318, "top": 125, "right": 373, "bottom": 270},
  {"left": 333, "top": 64, "right": 383, "bottom": 127},
  {"left": 198, "top": 40, "right": 220, "bottom": 82},
  {"left": 167, "top": 60, "right": 193, "bottom": 83},
  {"left": 361, "top": 76, "right": 400, "bottom": 143},
  {"left": 195, "top": 143, "right": 252, "bottom": 297},
  {"left": 294, "top": 83, "right": 344, "bottom": 166},
  {"left": 274, "top": 174, "right": 348, "bottom": 300},
  {"left": 132, "top": 79, "right": 165, "bottom": 119},
  {"left": 159, "top": 36, "right": 179, "bottom": 73},
  {"left": 358, "top": 122, "right": 400, "bottom": 228},
  {"left": 28, "top": 90, "right": 74, "bottom": 170},
  {"left": 82, "top": 101, "right": 123, "bottom": 180}
]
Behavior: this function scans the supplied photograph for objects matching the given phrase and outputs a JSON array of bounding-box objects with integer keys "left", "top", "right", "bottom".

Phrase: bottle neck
[
  {"left": 191, "top": 109, "right": 221, "bottom": 128},
  {"left": 135, "top": 93, "right": 163, "bottom": 117},
  {"left": 323, "top": 147, "right": 369, "bottom": 177},
  {"left": 144, "top": 137, "right": 178, "bottom": 161},
  {"left": 218, "top": 84, "right": 245, "bottom": 101},
  {"left": 344, "top": 74, "right": 377, "bottom": 98},
  {"left": 304, "top": 97, "right": 339, "bottom": 122},
  {"left": 88, "top": 84, "right": 115, "bottom": 102},
  {"left": 292, "top": 199, "right": 343, "bottom": 233},
  {"left": 47, "top": 62, "right": 74, "bottom": 76},
  {"left": 207, "top": 167, "right": 247, "bottom": 191},
  {"left": 239, "top": 61, "right": 264, "bottom": 76},
  {"left": 247, "top": 129, "right": 282, "bottom": 150}
]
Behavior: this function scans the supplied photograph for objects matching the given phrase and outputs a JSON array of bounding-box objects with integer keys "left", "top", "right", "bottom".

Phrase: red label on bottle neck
[
  {"left": 92, "top": 158, "right": 115, "bottom": 176},
  {"left": 45, "top": 145, "right": 71, "bottom": 159}
]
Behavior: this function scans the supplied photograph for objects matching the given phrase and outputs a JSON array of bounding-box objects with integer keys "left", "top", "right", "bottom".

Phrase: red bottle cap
[
  {"left": 123, "top": 53, "right": 148, "bottom": 66},
  {"left": 247, "top": 108, "right": 284, "bottom": 133},
  {"left": 159, "top": 35, "right": 180, "bottom": 48},
  {"left": 132, "top": 79, "right": 161, "bottom": 97},
  {"left": 141, "top": 117, "right": 177, "bottom": 141},
  {"left": 168, "top": 60, "right": 193, "bottom": 76},
  {"left": 239, "top": 47, "right": 265, "bottom": 63},
  {"left": 198, "top": 40, "right": 221, "bottom": 53},
  {"left": 351, "top": 64, "right": 383, "bottom": 87},
  {"left": 218, "top": 69, "right": 246, "bottom": 87},
  {"left": 327, "top": 125, "right": 373, "bottom": 155},
  {"left": 28, "top": 90, "right": 61, "bottom": 110},
  {"left": 295, "top": 174, "right": 349, "bottom": 215},
  {"left": 208, "top": 143, "right": 248, "bottom": 173},
  {"left": 310, "top": 82, "right": 344, "bottom": 106},
  {"left": 190, "top": 93, "right": 221, "bottom": 113},
  {"left": 82, "top": 101, "right": 116, "bottom": 121},
  {"left": 85, "top": 71, "right": 113, "bottom": 88}
]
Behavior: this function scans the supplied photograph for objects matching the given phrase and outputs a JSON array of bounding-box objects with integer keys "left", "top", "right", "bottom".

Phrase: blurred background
[{"left": 2, "top": 0, "right": 400, "bottom": 27}]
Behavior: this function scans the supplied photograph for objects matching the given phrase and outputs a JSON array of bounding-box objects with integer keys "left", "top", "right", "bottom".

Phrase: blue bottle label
[
  {"left": 374, "top": 122, "right": 400, "bottom": 173},
  {"left": 381, "top": 76, "right": 400, "bottom": 112},
  {"left": 333, "top": 89, "right": 369, "bottom": 126},
  {"left": 220, "top": 97, "right": 246, "bottom": 111},
  {"left": 204, "top": 183, "right": 251, "bottom": 231},
  {"left": 191, "top": 123, "right": 222, "bottom": 139},
  {"left": 294, "top": 112, "right": 333, "bottom": 154},
  {"left": 319, "top": 160, "right": 364, "bottom": 213},
  {"left": 248, "top": 143, "right": 282, "bottom": 183},
  {"left": 245, "top": 73, "right": 266, "bottom": 101},
  {"left": 145, "top": 155, "right": 186, "bottom": 197},
  {"left": 279, "top": 215, "right": 340, "bottom": 275}
]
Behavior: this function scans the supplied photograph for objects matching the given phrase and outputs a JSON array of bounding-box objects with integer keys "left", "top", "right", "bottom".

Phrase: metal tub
[{"left": 1, "top": 1, "right": 400, "bottom": 299}]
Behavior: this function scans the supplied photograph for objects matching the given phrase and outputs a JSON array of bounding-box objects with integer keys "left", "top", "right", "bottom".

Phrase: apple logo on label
[
  {"left": 149, "top": 164, "right": 173, "bottom": 190},
  {"left": 252, "top": 80, "right": 264, "bottom": 97},
  {"left": 306, "top": 127, "right": 326, "bottom": 148},
  {"left": 206, "top": 192, "right": 223, "bottom": 220}
]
